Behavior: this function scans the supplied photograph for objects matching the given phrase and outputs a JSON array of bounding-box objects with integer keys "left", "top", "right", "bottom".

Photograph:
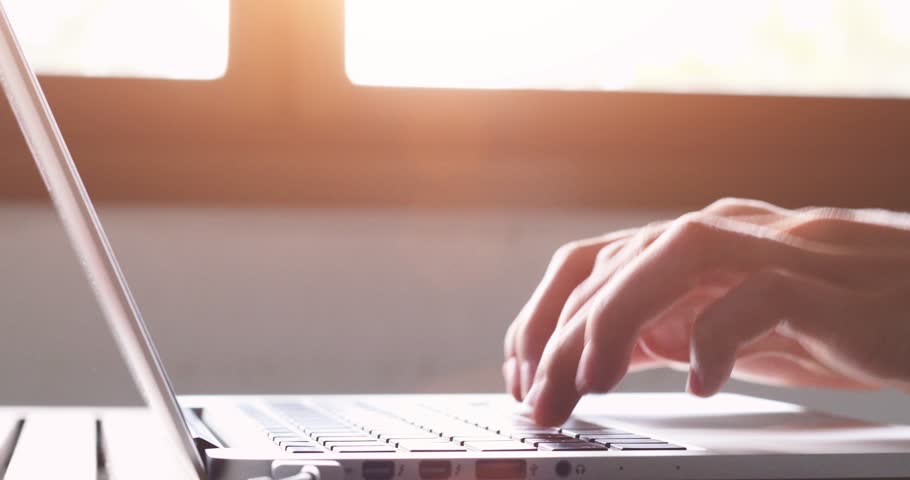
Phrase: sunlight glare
[
  {"left": 3, "top": 0, "right": 229, "bottom": 79},
  {"left": 346, "top": 0, "right": 910, "bottom": 97}
]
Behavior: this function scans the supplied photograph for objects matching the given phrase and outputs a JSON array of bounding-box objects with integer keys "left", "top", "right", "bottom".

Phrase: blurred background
[{"left": 1, "top": 1, "right": 909, "bottom": 424}]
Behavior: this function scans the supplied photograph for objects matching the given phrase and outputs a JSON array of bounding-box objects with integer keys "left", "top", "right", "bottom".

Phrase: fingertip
[
  {"left": 530, "top": 379, "right": 580, "bottom": 427},
  {"left": 687, "top": 354, "right": 731, "bottom": 397},
  {"left": 685, "top": 367, "right": 709, "bottom": 397}
]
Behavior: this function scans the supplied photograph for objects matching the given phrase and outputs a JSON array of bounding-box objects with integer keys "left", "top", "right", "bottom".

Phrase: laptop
[{"left": 2, "top": 4, "right": 910, "bottom": 480}]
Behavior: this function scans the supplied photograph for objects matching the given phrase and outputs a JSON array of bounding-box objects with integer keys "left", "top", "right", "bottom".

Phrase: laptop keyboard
[{"left": 244, "top": 401, "right": 685, "bottom": 454}]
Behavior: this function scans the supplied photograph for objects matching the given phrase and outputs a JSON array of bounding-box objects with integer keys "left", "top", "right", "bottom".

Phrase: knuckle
[
  {"left": 704, "top": 197, "right": 775, "bottom": 217},
  {"left": 786, "top": 209, "right": 854, "bottom": 241},
  {"left": 594, "top": 241, "right": 623, "bottom": 264},
  {"left": 666, "top": 213, "right": 717, "bottom": 255},
  {"left": 563, "top": 283, "right": 588, "bottom": 311},
  {"left": 551, "top": 241, "right": 583, "bottom": 268},
  {"left": 786, "top": 216, "right": 836, "bottom": 239},
  {"left": 704, "top": 197, "right": 747, "bottom": 213},
  {"left": 800, "top": 206, "right": 855, "bottom": 222},
  {"left": 625, "top": 222, "right": 663, "bottom": 255}
]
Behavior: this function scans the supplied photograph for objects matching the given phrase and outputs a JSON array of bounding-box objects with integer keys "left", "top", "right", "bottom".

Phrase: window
[
  {"left": 3, "top": 0, "right": 229, "bottom": 79},
  {"left": 346, "top": 0, "right": 910, "bottom": 97}
]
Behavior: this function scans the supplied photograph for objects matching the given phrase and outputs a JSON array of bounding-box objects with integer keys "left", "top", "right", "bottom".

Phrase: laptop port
[
  {"left": 362, "top": 460, "right": 395, "bottom": 480},
  {"left": 419, "top": 460, "right": 452, "bottom": 479},
  {"left": 476, "top": 460, "right": 527, "bottom": 479}
]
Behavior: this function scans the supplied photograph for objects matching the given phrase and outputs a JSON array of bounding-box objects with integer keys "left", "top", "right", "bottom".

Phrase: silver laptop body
[{"left": 2, "top": 3, "right": 909, "bottom": 479}]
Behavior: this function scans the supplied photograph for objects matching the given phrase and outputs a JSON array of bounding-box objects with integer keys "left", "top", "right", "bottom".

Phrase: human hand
[{"left": 503, "top": 198, "right": 910, "bottom": 426}]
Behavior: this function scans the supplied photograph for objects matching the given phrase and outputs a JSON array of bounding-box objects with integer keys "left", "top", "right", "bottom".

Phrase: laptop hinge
[{"left": 183, "top": 407, "right": 224, "bottom": 462}]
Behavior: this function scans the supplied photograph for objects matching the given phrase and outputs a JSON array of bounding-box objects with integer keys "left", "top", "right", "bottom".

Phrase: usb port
[
  {"left": 362, "top": 460, "right": 395, "bottom": 480},
  {"left": 476, "top": 460, "right": 527, "bottom": 479},
  {"left": 419, "top": 460, "right": 452, "bottom": 479}
]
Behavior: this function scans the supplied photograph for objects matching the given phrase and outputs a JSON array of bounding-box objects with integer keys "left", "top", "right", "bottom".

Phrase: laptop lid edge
[{"left": 0, "top": 3, "right": 206, "bottom": 478}]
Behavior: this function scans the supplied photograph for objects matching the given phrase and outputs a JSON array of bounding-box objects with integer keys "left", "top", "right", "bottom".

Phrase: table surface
[{"left": 0, "top": 406, "right": 193, "bottom": 480}]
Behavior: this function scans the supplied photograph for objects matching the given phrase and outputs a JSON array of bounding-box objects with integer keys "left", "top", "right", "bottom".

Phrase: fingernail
[
  {"left": 520, "top": 361, "right": 536, "bottom": 398},
  {"left": 524, "top": 380, "right": 543, "bottom": 408},
  {"left": 686, "top": 367, "right": 703, "bottom": 396}
]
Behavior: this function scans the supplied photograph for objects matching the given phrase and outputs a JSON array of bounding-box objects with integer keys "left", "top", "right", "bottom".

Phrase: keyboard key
[
  {"left": 511, "top": 432, "right": 575, "bottom": 441},
  {"left": 383, "top": 436, "right": 441, "bottom": 444},
  {"left": 506, "top": 428, "right": 560, "bottom": 435},
  {"left": 287, "top": 446, "right": 324, "bottom": 454},
  {"left": 594, "top": 438, "right": 667, "bottom": 446},
  {"left": 558, "top": 419, "right": 604, "bottom": 429},
  {"left": 394, "top": 439, "right": 455, "bottom": 447},
  {"left": 446, "top": 433, "right": 505, "bottom": 441},
  {"left": 376, "top": 431, "right": 430, "bottom": 439},
  {"left": 537, "top": 442, "right": 608, "bottom": 451},
  {"left": 311, "top": 432, "right": 364, "bottom": 440},
  {"left": 442, "top": 425, "right": 493, "bottom": 433},
  {"left": 330, "top": 443, "right": 391, "bottom": 451},
  {"left": 378, "top": 432, "right": 437, "bottom": 440},
  {"left": 334, "top": 446, "right": 397, "bottom": 453},
  {"left": 610, "top": 443, "right": 685, "bottom": 451},
  {"left": 450, "top": 435, "right": 508, "bottom": 443},
  {"left": 398, "top": 441, "right": 467, "bottom": 452},
  {"left": 319, "top": 437, "right": 377, "bottom": 446},
  {"left": 561, "top": 428, "right": 632, "bottom": 438},
  {"left": 463, "top": 441, "right": 537, "bottom": 452},
  {"left": 270, "top": 435, "right": 309, "bottom": 443},
  {"left": 325, "top": 441, "right": 386, "bottom": 448},
  {"left": 580, "top": 434, "right": 649, "bottom": 442},
  {"left": 523, "top": 437, "right": 586, "bottom": 447},
  {"left": 278, "top": 440, "right": 317, "bottom": 447}
]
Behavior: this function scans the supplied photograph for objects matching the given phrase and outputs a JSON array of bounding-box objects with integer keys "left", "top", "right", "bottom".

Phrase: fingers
[
  {"left": 524, "top": 311, "right": 593, "bottom": 425},
  {"left": 628, "top": 341, "right": 664, "bottom": 372},
  {"left": 702, "top": 197, "right": 789, "bottom": 221},
  {"left": 573, "top": 213, "right": 909, "bottom": 396},
  {"left": 541, "top": 200, "right": 783, "bottom": 397},
  {"left": 687, "top": 269, "right": 853, "bottom": 397},
  {"left": 730, "top": 354, "right": 876, "bottom": 390},
  {"left": 637, "top": 289, "right": 717, "bottom": 364},
  {"left": 517, "top": 198, "right": 910, "bottom": 425},
  {"left": 556, "top": 241, "right": 630, "bottom": 328},
  {"left": 777, "top": 211, "right": 910, "bottom": 260},
  {"left": 525, "top": 211, "right": 791, "bottom": 422},
  {"left": 556, "top": 198, "right": 782, "bottom": 334},
  {"left": 502, "top": 356, "right": 521, "bottom": 400},
  {"left": 504, "top": 231, "right": 634, "bottom": 400}
]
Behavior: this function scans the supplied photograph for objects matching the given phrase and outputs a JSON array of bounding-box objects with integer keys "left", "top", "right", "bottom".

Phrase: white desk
[{"left": 0, "top": 407, "right": 193, "bottom": 480}]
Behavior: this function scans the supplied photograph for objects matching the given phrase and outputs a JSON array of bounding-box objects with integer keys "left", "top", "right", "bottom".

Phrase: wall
[{"left": 1, "top": 204, "right": 907, "bottom": 425}]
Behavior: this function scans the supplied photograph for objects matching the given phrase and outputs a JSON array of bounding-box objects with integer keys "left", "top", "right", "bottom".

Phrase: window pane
[
  {"left": 4, "top": 0, "right": 229, "bottom": 79},
  {"left": 345, "top": 0, "right": 910, "bottom": 97}
]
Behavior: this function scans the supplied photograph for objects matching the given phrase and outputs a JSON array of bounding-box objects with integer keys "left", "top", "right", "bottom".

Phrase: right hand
[{"left": 503, "top": 198, "right": 910, "bottom": 425}]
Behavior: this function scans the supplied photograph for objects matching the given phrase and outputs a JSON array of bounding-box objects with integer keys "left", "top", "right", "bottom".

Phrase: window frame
[{"left": 1, "top": 0, "right": 908, "bottom": 209}]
